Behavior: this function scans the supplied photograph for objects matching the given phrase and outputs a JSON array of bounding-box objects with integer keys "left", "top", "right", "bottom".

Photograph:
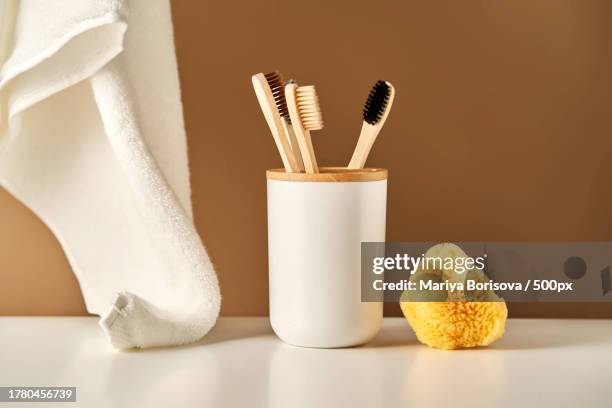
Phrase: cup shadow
[{"left": 364, "top": 322, "right": 419, "bottom": 348}]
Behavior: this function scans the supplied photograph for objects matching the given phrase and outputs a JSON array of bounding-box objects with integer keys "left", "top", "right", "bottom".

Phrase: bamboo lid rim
[{"left": 266, "top": 167, "right": 388, "bottom": 182}]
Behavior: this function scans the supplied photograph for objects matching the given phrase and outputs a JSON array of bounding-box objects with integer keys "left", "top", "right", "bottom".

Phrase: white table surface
[{"left": 0, "top": 317, "right": 610, "bottom": 408}]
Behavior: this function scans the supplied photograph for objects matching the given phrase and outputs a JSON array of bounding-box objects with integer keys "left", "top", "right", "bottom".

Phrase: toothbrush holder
[{"left": 267, "top": 167, "right": 387, "bottom": 348}]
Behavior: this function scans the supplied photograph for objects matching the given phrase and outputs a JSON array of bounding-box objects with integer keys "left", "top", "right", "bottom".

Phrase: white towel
[{"left": 0, "top": 0, "right": 221, "bottom": 348}]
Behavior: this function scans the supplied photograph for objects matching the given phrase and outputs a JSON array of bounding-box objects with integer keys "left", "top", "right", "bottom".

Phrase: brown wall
[{"left": 1, "top": 0, "right": 612, "bottom": 317}]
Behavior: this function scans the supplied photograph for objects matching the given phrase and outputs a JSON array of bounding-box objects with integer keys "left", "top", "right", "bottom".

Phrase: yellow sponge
[
  {"left": 400, "top": 301, "right": 507, "bottom": 350},
  {"left": 400, "top": 243, "right": 507, "bottom": 350}
]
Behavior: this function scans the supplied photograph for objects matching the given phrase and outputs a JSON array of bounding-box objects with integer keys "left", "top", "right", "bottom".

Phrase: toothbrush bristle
[
  {"left": 265, "top": 71, "right": 290, "bottom": 120},
  {"left": 296, "top": 85, "right": 323, "bottom": 131},
  {"left": 363, "top": 80, "right": 390, "bottom": 125}
]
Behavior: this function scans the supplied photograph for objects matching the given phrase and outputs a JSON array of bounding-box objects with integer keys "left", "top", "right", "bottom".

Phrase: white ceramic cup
[{"left": 267, "top": 167, "right": 387, "bottom": 348}]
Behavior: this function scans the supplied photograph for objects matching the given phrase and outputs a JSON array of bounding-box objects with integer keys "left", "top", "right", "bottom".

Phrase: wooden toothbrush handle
[
  {"left": 282, "top": 119, "right": 305, "bottom": 172},
  {"left": 297, "top": 129, "right": 319, "bottom": 174},
  {"left": 273, "top": 125, "right": 300, "bottom": 172},
  {"left": 348, "top": 123, "right": 379, "bottom": 169}
]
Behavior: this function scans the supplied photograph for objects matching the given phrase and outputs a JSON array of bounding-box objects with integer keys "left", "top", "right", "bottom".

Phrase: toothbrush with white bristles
[
  {"left": 348, "top": 80, "right": 395, "bottom": 169},
  {"left": 285, "top": 83, "right": 324, "bottom": 174}
]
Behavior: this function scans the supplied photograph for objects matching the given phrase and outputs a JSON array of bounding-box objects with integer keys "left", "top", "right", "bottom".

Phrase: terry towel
[{"left": 0, "top": 0, "right": 221, "bottom": 348}]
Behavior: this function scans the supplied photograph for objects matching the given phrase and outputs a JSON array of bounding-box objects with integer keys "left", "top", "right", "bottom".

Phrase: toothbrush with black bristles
[{"left": 348, "top": 80, "right": 395, "bottom": 169}]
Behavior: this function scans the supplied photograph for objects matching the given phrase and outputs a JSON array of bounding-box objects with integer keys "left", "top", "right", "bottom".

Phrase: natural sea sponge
[
  {"left": 400, "top": 300, "right": 507, "bottom": 350},
  {"left": 400, "top": 243, "right": 507, "bottom": 350}
]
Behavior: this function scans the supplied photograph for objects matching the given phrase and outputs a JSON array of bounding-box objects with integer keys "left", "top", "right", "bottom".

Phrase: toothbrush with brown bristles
[
  {"left": 285, "top": 83, "right": 324, "bottom": 174},
  {"left": 252, "top": 71, "right": 301, "bottom": 172},
  {"left": 348, "top": 80, "right": 395, "bottom": 169}
]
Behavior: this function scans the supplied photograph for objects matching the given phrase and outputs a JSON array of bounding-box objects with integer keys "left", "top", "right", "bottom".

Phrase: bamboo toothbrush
[
  {"left": 252, "top": 72, "right": 301, "bottom": 172},
  {"left": 348, "top": 80, "right": 395, "bottom": 169},
  {"left": 285, "top": 83, "right": 324, "bottom": 174},
  {"left": 281, "top": 79, "right": 305, "bottom": 172}
]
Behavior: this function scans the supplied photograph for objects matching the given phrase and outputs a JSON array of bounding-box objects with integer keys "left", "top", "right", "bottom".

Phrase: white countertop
[{"left": 0, "top": 317, "right": 610, "bottom": 407}]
